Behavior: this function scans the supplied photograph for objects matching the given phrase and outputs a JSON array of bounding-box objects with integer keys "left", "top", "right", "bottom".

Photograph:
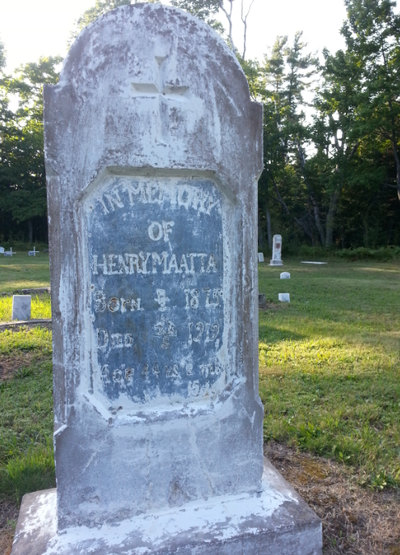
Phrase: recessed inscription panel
[{"left": 85, "top": 176, "right": 229, "bottom": 408}]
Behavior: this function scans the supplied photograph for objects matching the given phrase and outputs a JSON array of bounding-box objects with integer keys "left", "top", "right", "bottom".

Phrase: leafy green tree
[
  {"left": 0, "top": 39, "right": 5, "bottom": 73},
  {"left": 171, "top": 0, "right": 223, "bottom": 31},
  {"left": 306, "top": 0, "right": 400, "bottom": 248},
  {"left": 0, "top": 57, "right": 61, "bottom": 242},
  {"left": 311, "top": 46, "right": 363, "bottom": 247},
  {"left": 259, "top": 33, "right": 320, "bottom": 247},
  {"left": 342, "top": 0, "right": 400, "bottom": 200}
]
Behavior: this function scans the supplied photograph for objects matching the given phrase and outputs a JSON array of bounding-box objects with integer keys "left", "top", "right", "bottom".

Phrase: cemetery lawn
[
  {"left": 0, "top": 252, "right": 50, "bottom": 294},
  {"left": 0, "top": 328, "right": 54, "bottom": 505},
  {"left": 259, "top": 259, "right": 400, "bottom": 491},
  {"left": 1, "top": 257, "right": 399, "bottom": 511},
  {"left": 0, "top": 252, "right": 51, "bottom": 322}
]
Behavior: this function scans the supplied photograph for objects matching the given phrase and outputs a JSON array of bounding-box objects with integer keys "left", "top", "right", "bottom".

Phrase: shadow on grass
[
  {"left": 0, "top": 439, "right": 55, "bottom": 504},
  {"left": 258, "top": 323, "right": 305, "bottom": 344}
]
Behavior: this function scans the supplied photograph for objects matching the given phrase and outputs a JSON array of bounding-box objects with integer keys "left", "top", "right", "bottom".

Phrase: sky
[{"left": 0, "top": 0, "right": 351, "bottom": 74}]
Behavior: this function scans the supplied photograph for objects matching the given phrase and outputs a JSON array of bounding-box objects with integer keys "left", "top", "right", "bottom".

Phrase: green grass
[
  {"left": 0, "top": 252, "right": 50, "bottom": 294},
  {"left": 259, "top": 259, "right": 400, "bottom": 489},
  {"left": 0, "top": 329, "right": 54, "bottom": 502},
  {"left": 1, "top": 255, "right": 400, "bottom": 504}
]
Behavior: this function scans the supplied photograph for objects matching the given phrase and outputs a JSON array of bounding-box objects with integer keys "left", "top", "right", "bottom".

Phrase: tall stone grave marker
[
  {"left": 11, "top": 5, "right": 321, "bottom": 554},
  {"left": 270, "top": 234, "right": 283, "bottom": 266}
]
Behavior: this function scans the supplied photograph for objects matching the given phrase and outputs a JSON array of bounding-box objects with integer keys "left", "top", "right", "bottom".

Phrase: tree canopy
[{"left": 1, "top": 0, "right": 400, "bottom": 249}]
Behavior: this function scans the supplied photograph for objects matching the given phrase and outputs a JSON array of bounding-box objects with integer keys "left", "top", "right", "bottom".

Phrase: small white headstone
[
  {"left": 12, "top": 295, "right": 31, "bottom": 320},
  {"left": 270, "top": 234, "right": 283, "bottom": 266},
  {"left": 258, "top": 252, "right": 264, "bottom": 263},
  {"left": 280, "top": 272, "right": 290, "bottom": 279},
  {"left": 278, "top": 293, "right": 290, "bottom": 303},
  {"left": 0, "top": 247, "right": 4, "bottom": 254},
  {"left": 28, "top": 247, "right": 38, "bottom": 256}
]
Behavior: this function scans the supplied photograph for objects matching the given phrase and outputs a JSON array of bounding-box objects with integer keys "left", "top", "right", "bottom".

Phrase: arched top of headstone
[
  {"left": 61, "top": 4, "right": 247, "bottom": 97},
  {"left": 44, "top": 3, "right": 262, "bottom": 195}
]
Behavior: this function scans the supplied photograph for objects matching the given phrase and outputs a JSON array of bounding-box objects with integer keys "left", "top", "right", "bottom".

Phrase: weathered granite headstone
[
  {"left": 12, "top": 295, "right": 31, "bottom": 321},
  {"left": 270, "top": 234, "right": 283, "bottom": 266},
  {"left": 280, "top": 272, "right": 290, "bottom": 279},
  {"left": 278, "top": 293, "right": 290, "bottom": 303},
  {"left": 258, "top": 252, "right": 264, "bottom": 263},
  {"left": 0, "top": 247, "right": 4, "bottom": 254},
  {"left": 11, "top": 5, "right": 321, "bottom": 554}
]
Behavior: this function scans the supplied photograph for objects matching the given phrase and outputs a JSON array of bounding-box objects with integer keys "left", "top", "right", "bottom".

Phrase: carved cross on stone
[
  {"left": 132, "top": 55, "right": 188, "bottom": 100},
  {"left": 131, "top": 54, "right": 189, "bottom": 142}
]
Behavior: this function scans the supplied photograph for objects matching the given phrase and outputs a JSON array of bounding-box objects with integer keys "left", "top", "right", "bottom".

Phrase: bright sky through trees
[{"left": 0, "top": 0, "right": 351, "bottom": 73}]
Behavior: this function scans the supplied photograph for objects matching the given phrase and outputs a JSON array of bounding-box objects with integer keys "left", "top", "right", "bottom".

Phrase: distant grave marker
[
  {"left": 270, "top": 234, "right": 283, "bottom": 266},
  {"left": 12, "top": 295, "right": 31, "bottom": 321}
]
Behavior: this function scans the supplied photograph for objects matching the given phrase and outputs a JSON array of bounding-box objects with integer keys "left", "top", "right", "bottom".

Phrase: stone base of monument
[
  {"left": 269, "top": 260, "right": 283, "bottom": 266},
  {"left": 11, "top": 459, "right": 321, "bottom": 555}
]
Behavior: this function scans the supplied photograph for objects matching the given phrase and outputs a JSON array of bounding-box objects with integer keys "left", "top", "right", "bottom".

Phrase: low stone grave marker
[
  {"left": 4, "top": 247, "right": 14, "bottom": 257},
  {"left": 278, "top": 293, "right": 290, "bottom": 302},
  {"left": 11, "top": 5, "right": 321, "bottom": 554},
  {"left": 269, "top": 234, "right": 283, "bottom": 266},
  {"left": 0, "top": 247, "right": 4, "bottom": 254},
  {"left": 280, "top": 272, "right": 290, "bottom": 279},
  {"left": 258, "top": 252, "right": 264, "bottom": 262},
  {"left": 28, "top": 247, "right": 39, "bottom": 256},
  {"left": 301, "top": 261, "right": 328, "bottom": 265},
  {"left": 12, "top": 295, "right": 31, "bottom": 321}
]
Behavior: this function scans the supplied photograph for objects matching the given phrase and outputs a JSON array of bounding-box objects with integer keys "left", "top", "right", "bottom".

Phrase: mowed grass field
[
  {"left": 0, "top": 254, "right": 399, "bottom": 505},
  {"left": 259, "top": 259, "right": 400, "bottom": 490},
  {"left": 0, "top": 252, "right": 50, "bottom": 294}
]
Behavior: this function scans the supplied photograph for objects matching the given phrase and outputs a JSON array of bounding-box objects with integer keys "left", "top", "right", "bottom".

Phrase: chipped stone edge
[{"left": 11, "top": 459, "right": 322, "bottom": 555}]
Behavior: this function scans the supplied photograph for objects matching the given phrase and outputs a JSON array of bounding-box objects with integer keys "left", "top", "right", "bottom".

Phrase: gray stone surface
[
  {"left": 258, "top": 252, "right": 264, "bottom": 262},
  {"left": 278, "top": 293, "right": 290, "bottom": 303},
  {"left": 12, "top": 295, "right": 31, "bottom": 320},
  {"left": 11, "top": 460, "right": 322, "bottom": 555},
  {"left": 12, "top": 4, "right": 321, "bottom": 553},
  {"left": 280, "top": 272, "right": 290, "bottom": 279},
  {"left": 270, "top": 234, "right": 283, "bottom": 266},
  {"left": 44, "top": 3, "right": 264, "bottom": 530}
]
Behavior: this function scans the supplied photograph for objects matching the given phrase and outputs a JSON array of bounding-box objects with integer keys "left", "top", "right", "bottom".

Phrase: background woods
[{"left": 0, "top": 0, "right": 400, "bottom": 250}]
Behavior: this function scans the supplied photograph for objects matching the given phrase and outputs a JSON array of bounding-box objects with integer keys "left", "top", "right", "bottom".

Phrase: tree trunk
[
  {"left": 296, "top": 140, "right": 325, "bottom": 245},
  {"left": 258, "top": 214, "right": 264, "bottom": 248},
  {"left": 28, "top": 219, "right": 33, "bottom": 244},
  {"left": 240, "top": 0, "right": 255, "bottom": 59},
  {"left": 266, "top": 206, "right": 272, "bottom": 248},
  {"left": 363, "top": 216, "right": 369, "bottom": 248},
  {"left": 325, "top": 187, "right": 340, "bottom": 248},
  {"left": 392, "top": 139, "right": 400, "bottom": 202}
]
